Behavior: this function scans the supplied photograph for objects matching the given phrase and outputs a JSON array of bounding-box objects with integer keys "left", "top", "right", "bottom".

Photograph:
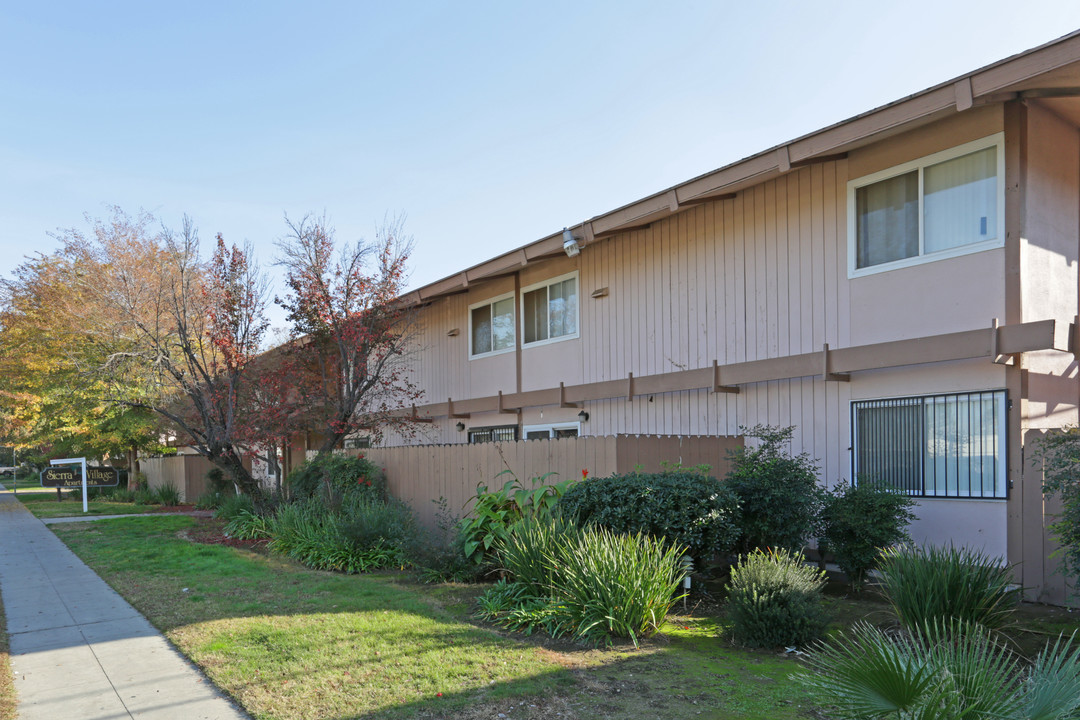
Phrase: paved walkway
[{"left": 0, "top": 487, "right": 248, "bottom": 719}]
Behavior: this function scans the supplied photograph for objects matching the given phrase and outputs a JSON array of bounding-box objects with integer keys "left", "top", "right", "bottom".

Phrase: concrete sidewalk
[{"left": 0, "top": 487, "right": 248, "bottom": 719}]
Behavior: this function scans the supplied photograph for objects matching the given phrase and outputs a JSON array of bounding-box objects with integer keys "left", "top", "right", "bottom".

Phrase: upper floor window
[
  {"left": 848, "top": 134, "right": 1004, "bottom": 277},
  {"left": 469, "top": 293, "right": 515, "bottom": 358},
  {"left": 522, "top": 272, "right": 579, "bottom": 346},
  {"left": 524, "top": 423, "right": 580, "bottom": 440}
]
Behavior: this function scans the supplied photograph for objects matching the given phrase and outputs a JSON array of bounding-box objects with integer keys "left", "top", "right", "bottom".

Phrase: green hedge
[{"left": 557, "top": 470, "right": 741, "bottom": 561}]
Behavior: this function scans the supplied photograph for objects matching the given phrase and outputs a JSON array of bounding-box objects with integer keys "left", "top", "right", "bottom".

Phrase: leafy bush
[
  {"left": 285, "top": 453, "right": 385, "bottom": 503},
  {"left": 818, "top": 481, "right": 916, "bottom": 590},
  {"left": 481, "top": 521, "right": 685, "bottom": 647},
  {"left": 1037, "top": 429, "right": 1080, "bottom": 594},
  {"left": 725, "top": 425, "right": 823, "bottom": 552},
  {"left": 267, "top": 496, "right": 416, "bottom": 574},
  {"left": 726, "top": 548, "right": 829, "bottom": 648},
  {"left": 878, "top": 544, "right": 1020, "bottom": 631},
  {"left": 153, "top": 481, "right": 182, "bottom": 506},
  {"left": 204, "top": 467, "right": 234, "bottom": 496},
  {"left": 797, "top": 621, "right": 1080, "bottom": 720},
  {"left": 459, "top": 471, "right": 575, "bottom": 565},
  {"left": 558, "top": 469, "right": 741, "bottom": 563}
]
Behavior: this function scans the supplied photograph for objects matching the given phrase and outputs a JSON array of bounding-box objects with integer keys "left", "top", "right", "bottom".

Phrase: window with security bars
[
  {"left": 851, "top": 390, "right": 1007, "bottom": 499},
  {"left": 468, "top": 426, "right": 518, "bottom": 444}
]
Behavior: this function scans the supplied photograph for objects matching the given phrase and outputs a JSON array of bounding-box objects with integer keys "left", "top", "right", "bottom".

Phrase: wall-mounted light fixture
[
  {"left": 447, "top": 328, "right": 460, "bottom": 337},
  {"left": 562, "top": 228, "right": 581, "bottom": 257},
  {"left": 577, "top": 410, "right": 589, "bottom": 422},
  {"left": 590, "top": 287, "right": 609, "bottom": 298},
  {"left": 455, "top": 421, "right": 466, "bottom": 432}
]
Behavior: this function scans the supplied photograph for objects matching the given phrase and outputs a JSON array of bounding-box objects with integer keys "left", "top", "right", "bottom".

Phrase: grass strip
[
  {"left": 15, "top": 493, "right": 162, "bottom": 519},
  {"left": 50, "top": 516, "right": 822, "bottom": 720}
]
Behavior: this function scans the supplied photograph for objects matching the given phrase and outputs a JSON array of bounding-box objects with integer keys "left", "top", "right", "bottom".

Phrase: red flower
[
  {"left": 436, "top": 693, "right": 443, "bottom": 698},
  {"left": 359, "top": 453, "right": 365, "bottom": 459},
  {"left": 581, "top": 469, "right": 589, "bottom": 479}
]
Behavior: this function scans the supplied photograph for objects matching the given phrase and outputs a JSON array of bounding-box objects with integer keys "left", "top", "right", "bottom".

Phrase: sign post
[{"left": 49, "top": 458, "right": 88, "bottom": 513}]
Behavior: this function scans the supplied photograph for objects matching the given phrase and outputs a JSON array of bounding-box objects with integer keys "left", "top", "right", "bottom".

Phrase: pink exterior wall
[{"left": 382, "top": 101, "right": 1080, "bottom": 590}]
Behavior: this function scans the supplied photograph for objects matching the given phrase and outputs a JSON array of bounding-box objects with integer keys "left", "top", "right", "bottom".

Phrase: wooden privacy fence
[
  {"left": 141, "top": 454, "right": 216, "bottom": 502},
  {"left": 349, "top": 434, "right": 743, "bottom": 530}
]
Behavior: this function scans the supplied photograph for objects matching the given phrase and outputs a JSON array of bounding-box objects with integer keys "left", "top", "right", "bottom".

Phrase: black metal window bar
[
  {"left": 467, "top": 425, "right": 519, "bottom": 444},
  {"left": 851, "top": 390, "right": 1006, "bottom": 499}
]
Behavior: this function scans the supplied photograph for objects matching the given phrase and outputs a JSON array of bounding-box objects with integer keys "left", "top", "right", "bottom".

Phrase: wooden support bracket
[
  {"left": 1069, "top": 315, "right": 1080, "bottom": 357},
  {"left": 990, "top": 318, "right": 1015, "bottom": 365},
  {"left": 447, "top": 398, "right": 470, "bottom": 419},
  {"left": 711, "top": 360, "right": 740, "bottom": 394},
  {"left": 822, "top": 343, "right": 850, "bottom": 382},
  {"left": 559, "top": 382, "right": 582, "bottom": 409},
  {"left": 497, "top": 391, "right": 520, "bottom": 415},
  {"left": 626, "top": 372, "right": 635, "bottom": 402},
  {"left": 410, "top": 405, "right": 435, "bottom": 423}
]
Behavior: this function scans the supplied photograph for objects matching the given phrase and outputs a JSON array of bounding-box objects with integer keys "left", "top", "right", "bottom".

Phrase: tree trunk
[{"left": 210, "top": 448, "right": 264, "bottom": 505}]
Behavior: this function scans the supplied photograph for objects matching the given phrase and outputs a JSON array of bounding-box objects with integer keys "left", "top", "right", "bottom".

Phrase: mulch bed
[{"left": 178, "top": 515, "right": 269, "bottom": 550}]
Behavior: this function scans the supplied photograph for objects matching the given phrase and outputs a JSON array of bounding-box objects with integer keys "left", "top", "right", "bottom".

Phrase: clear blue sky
[{"left": 3, "top": 1, "right": 1080, "bottom": 331}]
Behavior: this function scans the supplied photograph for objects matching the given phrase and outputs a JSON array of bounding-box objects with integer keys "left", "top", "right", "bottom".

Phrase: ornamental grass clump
[
  {"left": 480, "top": 519, "right": 686, "bottom": 647},
  {"left": 878, "top": 544, "right": 1020, "bottom": 631},
  {"left": 726, "top": 547, "right": 828, "bottom": 648},
  {"left": 267, "top": 495, "right": 416, "bottom": 574}
]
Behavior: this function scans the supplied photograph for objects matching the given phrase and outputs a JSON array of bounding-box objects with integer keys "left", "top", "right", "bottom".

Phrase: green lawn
[
  {"left": 14, "top": 493, "right": 164, "bottom": 519},
  {"left": 49, "top": 516, "right": 824, "bottom": 720}
]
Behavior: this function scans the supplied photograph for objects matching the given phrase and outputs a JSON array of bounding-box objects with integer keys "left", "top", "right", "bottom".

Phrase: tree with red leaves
[
  {"left": 273, "top": 214, "right": 421, "bottom": 456},
  {"left": 50, "top": 209, "right": 273, "bottom": 500}
]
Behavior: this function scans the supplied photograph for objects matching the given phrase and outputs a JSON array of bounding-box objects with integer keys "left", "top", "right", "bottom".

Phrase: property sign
[{"left": 40, "top": 465, "right": 120, "bottom": 488}]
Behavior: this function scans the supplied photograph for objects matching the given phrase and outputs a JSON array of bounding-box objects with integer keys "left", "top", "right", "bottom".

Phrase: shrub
[
  {"left": 215, "top": 493, "right": 256, "bottom": 522},
  {"left": 413, "top": 499, "right": 484, "bottom": 583},
  {"left": 132, "top": 486, "right": 158, "bottom": 505},
  {"left": 797, "top": 621, "right": 1080, "bottom": 720},
  {"left": 224, "top": 509, "right": 272, "bottom": 540},
  {"left": 818, "top": 481, "right": 916, "bottom": 590},
  {"left": 267, "top": 496, "right": 416, "bottom": 574},
  {"left": 555, "top": 527, "right": 686, "bottom": 646},
  {"left": 194, "top": 491, "right": 225, "bottom": 510},
  {"left": 285, "top": 453, "right": 386, "bottom": 503},
  {"left": 878, "top": 544, "right": 1020, "bottom": 631},
  {"left": 725, "top": 425, "right": 823, "bottom": 553},
  {"left": 726, "top": 548, "right": 828, "bottom": 648},
  {"left": 481, "top": 521, "right": 685, "bottom": 647},
  {"left": 154, "top": 481, "right": 182, "bottom": 506},
  {"left": 496, "top": 515, "right": 580, "bottom": 596},
  {"left": 204, "top": 467, "right": 235, "bottom": 496},
  {"left": 558, "top": 469, "right": 741, "bottom": 563},
  {"left": 459, "top": 471, "right": 575, "bottom": 565},
  {"left": 1037, "top": 429, "right": 1080, "bottom": 594}
]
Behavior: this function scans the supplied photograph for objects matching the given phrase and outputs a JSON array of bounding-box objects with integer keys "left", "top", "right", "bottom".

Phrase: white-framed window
[
  {"left": 469, "top": 292, "right": 516, "bottom": 358},
  {"left": 523, "top": 422, "right": 580, "bottom": 440},
  {"left": 851, "top": 390, "right": 1007, "bottom": 499},
  {"left": 521, "top": 272, "right": 579, "bottom": 347},
  {"left": 847, "top": 134, "right": 1005, "bottom": 277}
]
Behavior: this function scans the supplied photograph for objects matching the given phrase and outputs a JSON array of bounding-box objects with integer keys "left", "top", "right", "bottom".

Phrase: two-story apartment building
[{"left": 377, "top": 32, "right": 1080, "bottom": 603}]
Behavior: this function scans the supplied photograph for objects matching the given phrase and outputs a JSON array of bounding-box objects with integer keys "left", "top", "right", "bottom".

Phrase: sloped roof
[{"left": 402, "top": 29, "right": 1080, "bottom": 306}]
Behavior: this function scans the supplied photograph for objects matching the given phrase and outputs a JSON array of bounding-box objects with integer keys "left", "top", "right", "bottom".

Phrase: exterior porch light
[
  {"left": 562, "top": 228, "right": 581, "bottom": 257},
  {"left": 577, "top": 410, "right": 589, "bottom": 422},
  {"left": 455, "top": 421, "right": 466, "bottom": 432}
]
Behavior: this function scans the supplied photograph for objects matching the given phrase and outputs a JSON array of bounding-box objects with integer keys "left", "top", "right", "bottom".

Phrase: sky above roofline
[{"left": 4, "top": 1, "right": 1080, "bottom": 331}]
